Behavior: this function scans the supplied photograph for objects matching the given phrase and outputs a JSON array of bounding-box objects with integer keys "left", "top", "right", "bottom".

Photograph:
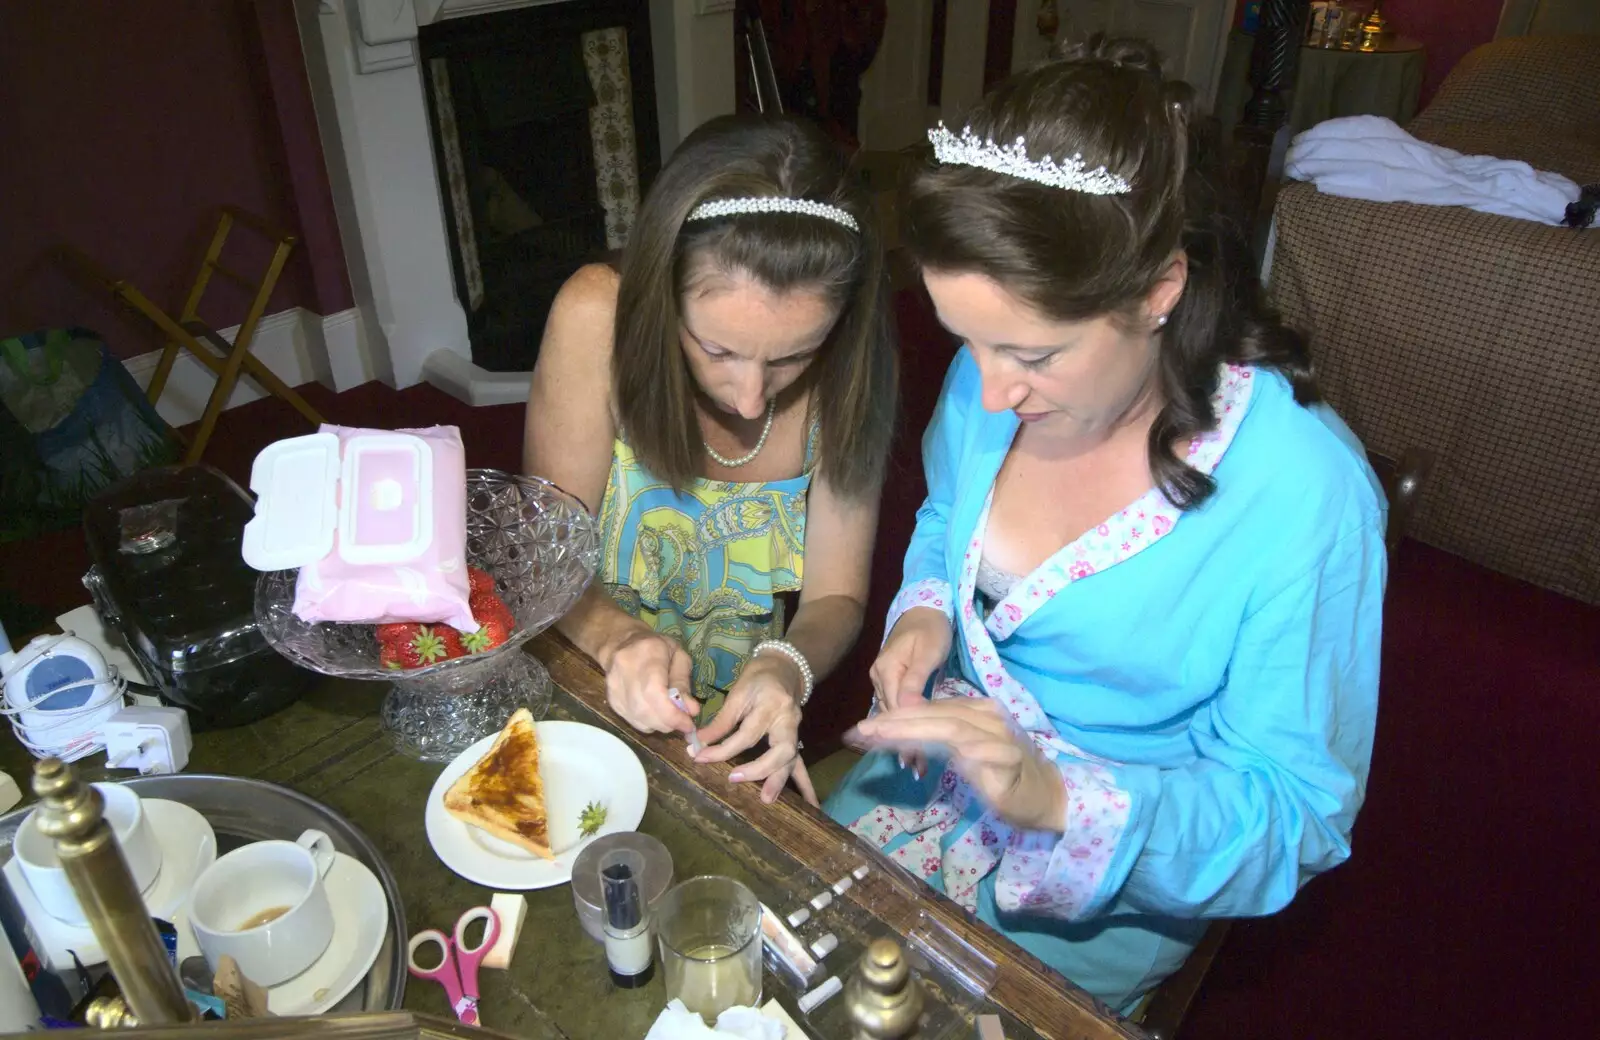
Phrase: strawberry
[
  {"left": 377, "top": 623, "right": 467, "bottom": 670},
  {"left": 461, "top": 567, "right": 516, "bottom": 653},
  {"left": 460, "top": 595, "right": 515, "bottom": 654},
  {"left": 468, "top": 566, "right": 496, "bottom": 604}
]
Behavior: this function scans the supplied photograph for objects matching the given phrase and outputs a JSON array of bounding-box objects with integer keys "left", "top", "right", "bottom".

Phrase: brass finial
[
  {"left": 31, "top": 756, "right": 104, "bottom": 843},
  {"left": 846, "top": 938, "right": 924, "bottom": 1039},
  {"left": 85, "top": 997, "right": 140, "bottom": 1029},
  {"left": 29, "top": 759, "right": 196, "bottom": 1027}
]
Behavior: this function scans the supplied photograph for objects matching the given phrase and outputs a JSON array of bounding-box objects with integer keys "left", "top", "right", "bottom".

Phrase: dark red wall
[
  {"left": 1379, "top": 0, "right": 1504, "bottom": 106},
  {"left": 0, "top": 1, "right": 352, "bottom": 360},
  {"left": 1235, "top": 0, "right": 1505, "bottom": 111}
]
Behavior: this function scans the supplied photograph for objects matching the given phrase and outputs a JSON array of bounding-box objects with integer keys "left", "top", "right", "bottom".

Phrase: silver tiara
[
  {"left": 686, "top": 196, "right": 860, "bottom": 232},
  {"left": 928, "top": 122, "right": 1132, "bottom": 196}
]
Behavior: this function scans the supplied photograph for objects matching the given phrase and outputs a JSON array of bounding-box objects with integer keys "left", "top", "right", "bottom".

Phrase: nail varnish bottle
[{"left": 600, "top": 849, "right": 654, "bottom": 988}]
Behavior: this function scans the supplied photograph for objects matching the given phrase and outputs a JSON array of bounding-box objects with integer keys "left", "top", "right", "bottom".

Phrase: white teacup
[
  {"left": 15, "top": 782, "right": 163, "bottom": 926},
  {"left": 188, "top": 828, "right": 337, "bottom": 988}
]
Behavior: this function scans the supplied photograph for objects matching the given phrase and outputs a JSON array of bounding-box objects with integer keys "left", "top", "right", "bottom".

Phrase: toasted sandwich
[{"left": 443, "top": 708, "right": 554, "bottom": 860}]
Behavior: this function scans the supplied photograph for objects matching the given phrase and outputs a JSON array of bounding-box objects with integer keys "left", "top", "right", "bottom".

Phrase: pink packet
[{"left": 242, "top": 424, "right": 476, "bottom": 630}]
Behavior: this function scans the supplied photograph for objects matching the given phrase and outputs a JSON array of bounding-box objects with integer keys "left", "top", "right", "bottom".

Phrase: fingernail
[
  {"left": 729, "top": 771, "right": 744, "bottom": 783},
  {"left": 913, "top": 766, "right": 924, "bottom": 781}
]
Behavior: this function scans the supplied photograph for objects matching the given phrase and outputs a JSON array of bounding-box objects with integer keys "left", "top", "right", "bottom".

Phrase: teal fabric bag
[{"left": 0, "top": 328, "right": 178, "bottom": 540}]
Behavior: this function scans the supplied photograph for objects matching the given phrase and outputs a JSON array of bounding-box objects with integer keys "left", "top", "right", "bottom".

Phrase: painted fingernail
[
  {"left": 667, "top": 687, "right": 690, "bottom": 712},
  {"left": 729, "top": 771, "right": 744, "bottom": 782}
]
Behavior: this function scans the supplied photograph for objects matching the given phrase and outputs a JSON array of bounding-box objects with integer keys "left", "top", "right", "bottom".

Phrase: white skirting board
[
  {"left": 122, "top": 307, "right": 374, "bottom": 428},
  {"left": 422, "top": 348, "right": 532, "bottom": 408}
]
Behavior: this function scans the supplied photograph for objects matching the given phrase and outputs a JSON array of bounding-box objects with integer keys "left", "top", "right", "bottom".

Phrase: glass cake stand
[{"left": 255, "top": 471, "right": 599, "bottom": 761}]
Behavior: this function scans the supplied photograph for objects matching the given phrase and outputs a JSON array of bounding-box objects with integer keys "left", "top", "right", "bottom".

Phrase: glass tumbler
[{"left": 655, "top": 876, "right": 763, "bottom": 1023}]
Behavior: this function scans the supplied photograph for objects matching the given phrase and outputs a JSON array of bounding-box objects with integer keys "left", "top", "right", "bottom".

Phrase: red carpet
[
  {"left": 1184, "top": 537, "right": 1600, "bottom": 1040},
  {"left": 2, "top": 305, "right": 1597, "bottom": 1037}
]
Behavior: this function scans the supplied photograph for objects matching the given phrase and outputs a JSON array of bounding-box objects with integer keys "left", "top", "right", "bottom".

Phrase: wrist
[
  {"left": 595, "top": 617, "right": 650, "bottom": 671},
  {"left": 901, "top": 604, "right": 949, "bottom": 626},
  {"left": 751, "top": 652, "right": 805, "bottom": 703},
  {"left": 752, "top": 640, "right": 814, "bottom": 707},
  {"left": 1030, "top": 762, "right": 1070, "bottom": 833}
]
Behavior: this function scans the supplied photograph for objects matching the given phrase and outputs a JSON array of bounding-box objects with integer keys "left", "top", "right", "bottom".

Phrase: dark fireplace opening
[{"left": 421, "top": 0, "right": 659, "bottom": 372}]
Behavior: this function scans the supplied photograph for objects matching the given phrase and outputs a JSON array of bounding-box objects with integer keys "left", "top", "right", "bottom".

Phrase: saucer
[
  {"left": 425, "top": 720, "right": 648, "bottom": 890},
  {"left": 175, "top": 852, "right": 388, "bottom": 1016},
  {"left": 4, "top": 798, "right": 216, "bottom": 971}
]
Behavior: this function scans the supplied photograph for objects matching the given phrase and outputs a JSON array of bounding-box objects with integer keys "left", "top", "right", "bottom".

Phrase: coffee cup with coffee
[
  {"left": 14, "top": 782, "right": 163, "bottom": 926},
  {"left": 187, "top": 828, "right": 337, "bottom": 988}
]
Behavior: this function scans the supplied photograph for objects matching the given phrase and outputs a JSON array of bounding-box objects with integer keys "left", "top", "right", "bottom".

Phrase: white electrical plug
[{"left": 102, "top": 706, "right": 192, "bottom": 775}]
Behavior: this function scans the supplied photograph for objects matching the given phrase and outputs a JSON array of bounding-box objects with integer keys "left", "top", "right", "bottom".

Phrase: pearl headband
[{"left": 686, "top": 196, "right": 860, "bottom": 233}]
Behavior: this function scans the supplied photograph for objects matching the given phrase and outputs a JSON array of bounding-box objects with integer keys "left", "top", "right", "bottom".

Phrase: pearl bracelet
[{"left": 753, "top": 639, "right": 814, "bottom": 707}]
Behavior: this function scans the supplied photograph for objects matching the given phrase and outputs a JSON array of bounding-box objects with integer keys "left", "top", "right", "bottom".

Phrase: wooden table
[{"left": 1, "top": 636, "right": 1146, "bottom": 1040}]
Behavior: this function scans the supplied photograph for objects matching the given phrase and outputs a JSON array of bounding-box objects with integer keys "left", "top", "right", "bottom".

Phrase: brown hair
[
  {"left": 905, "top": 35, "right": 1317, "bottom": 508},
  {"left": 612, "top": 114, "right": 897, "bottom": 499}
]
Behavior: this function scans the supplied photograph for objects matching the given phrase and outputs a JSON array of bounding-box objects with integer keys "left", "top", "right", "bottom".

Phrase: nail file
[
  {"left": 669, "top": 688, "right": 704, "bottom": 756},
  {"left": 797, "top": 975, "right": 842, "bottom": 1014},
  {"left": 759, "top": 902, "right": 818, "bottom": 980},
  {"left": 481, "top": 893, "right": 526, "bottom": 970}
]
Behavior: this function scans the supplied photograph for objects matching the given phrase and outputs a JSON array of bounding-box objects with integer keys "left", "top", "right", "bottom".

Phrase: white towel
[
  {"left": 643, "top": 1000, "right": 788, "bottom": 1040},
  {"left": 1284, "top": 115, "right": 1585, "bottom": 227}
]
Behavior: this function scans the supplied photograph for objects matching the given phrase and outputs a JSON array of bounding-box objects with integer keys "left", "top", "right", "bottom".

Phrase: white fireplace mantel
[{"left": 294, "top": 0, "right": 734, "bottom": 403}]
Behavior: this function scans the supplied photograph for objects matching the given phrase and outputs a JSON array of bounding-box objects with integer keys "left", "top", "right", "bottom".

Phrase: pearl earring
[{"left": 1157, "top": 314, "right": 1169, "bottom": 327}]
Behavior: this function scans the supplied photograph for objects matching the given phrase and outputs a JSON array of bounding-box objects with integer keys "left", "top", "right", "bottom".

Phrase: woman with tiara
[
  {"left": 825, "top": 38, "right": 1385, "bottom": 1010},
  {"left": 525, "top": 114, "right": 896, "bottom": 805}
]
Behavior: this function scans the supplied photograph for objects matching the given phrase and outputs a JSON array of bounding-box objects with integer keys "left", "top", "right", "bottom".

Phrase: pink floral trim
[
  {"left": 987, "top": 363, "right": 1255, "bottom": 641},
  {"left": 992, "top": 759, "right": 1131, "bottom": 916},
  {"left": 883, "top": 577, "right": 955, "bottom": 644}
]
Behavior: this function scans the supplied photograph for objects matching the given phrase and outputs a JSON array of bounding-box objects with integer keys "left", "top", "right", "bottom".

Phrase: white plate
[
  {"left": 5, "top": 798, "right": 217, "bottom": 971},
  {"left": 425, "top": 720, "right": 648, "bottom": 890},
  {"left": 176, "top": 852, "right": 388, "bottom": 1016}
]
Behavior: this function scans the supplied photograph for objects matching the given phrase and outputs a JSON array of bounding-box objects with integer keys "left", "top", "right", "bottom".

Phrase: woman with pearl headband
[
  {"left": 825, "top": 36, "right": 1385, "bottom": 1011},
  {"left": 525, "top": 114, "right": 896, "bottom": 805}
]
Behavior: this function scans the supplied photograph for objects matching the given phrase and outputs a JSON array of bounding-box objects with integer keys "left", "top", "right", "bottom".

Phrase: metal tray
[{"left": 0, "top": 773, "right": 407, "bottom": 1014}]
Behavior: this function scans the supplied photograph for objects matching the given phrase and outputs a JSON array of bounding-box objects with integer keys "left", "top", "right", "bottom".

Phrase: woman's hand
[
  {"left": 868, "top": 606, "right": 953, "bottom": 773},
  {"left": 694, "top": 654, "right": 818, "bottom": 806},
  {"left": 871, "top": 607, "right": 953, "bottom": 715},
  {"left": 601, "top": 628, "right": 698, "bottom": 735},
  {"left": 849, "top": 699, "right": 1066, "bottom": 833}
]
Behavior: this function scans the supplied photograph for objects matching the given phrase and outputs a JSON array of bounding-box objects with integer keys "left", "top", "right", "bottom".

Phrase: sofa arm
[{"left": 1267, "top": 181, "right": 1600, "bottom": 603}]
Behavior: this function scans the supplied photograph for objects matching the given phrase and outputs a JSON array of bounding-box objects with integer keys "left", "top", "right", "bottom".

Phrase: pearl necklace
[{"left": 705, "top": 398, "right": 776, "bottom": 468}]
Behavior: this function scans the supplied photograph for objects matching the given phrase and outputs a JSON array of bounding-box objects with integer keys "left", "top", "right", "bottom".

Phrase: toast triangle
[{"left": 443, "top": 707, "right": 554, "bottom": 860}]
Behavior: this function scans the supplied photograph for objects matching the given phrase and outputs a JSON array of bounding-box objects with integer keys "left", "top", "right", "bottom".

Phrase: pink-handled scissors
[{"left": 407, "top": 906, "right": 501, "bottom": 1025}]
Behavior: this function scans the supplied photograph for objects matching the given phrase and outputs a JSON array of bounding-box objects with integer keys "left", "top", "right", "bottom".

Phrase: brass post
[
  {"left": 845, "top": 937, "right": 924, "bottom": 1040},
  {"left": 30, "top": 759, "right": 195, "bottom": 1026}
]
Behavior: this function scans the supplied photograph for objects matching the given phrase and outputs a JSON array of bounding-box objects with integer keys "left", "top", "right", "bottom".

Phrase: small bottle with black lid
[{"left": 600, "top": 848, "right": 654, "bottom": 988}]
